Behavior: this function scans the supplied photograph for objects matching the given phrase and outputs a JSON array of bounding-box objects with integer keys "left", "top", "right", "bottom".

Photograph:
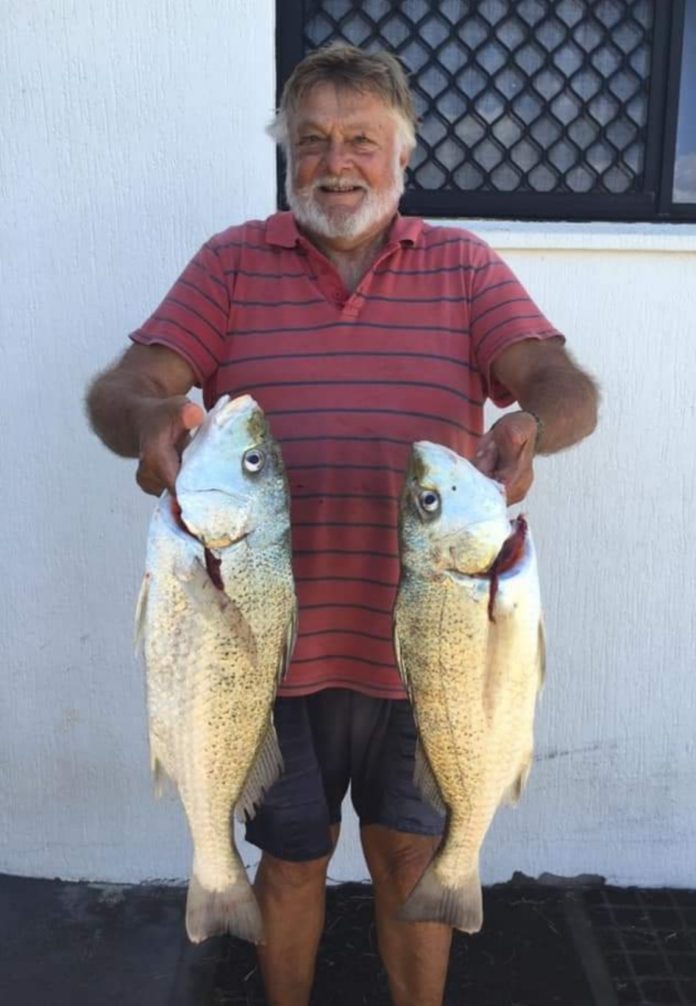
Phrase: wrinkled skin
[{"left": 473, "top": 411, "right": 538, "bottom": 505}]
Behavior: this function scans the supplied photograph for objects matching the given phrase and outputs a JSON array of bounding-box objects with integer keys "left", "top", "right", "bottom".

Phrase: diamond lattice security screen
[
  {"left": 305, "top": 0, "right": 652, "bottom": 194},
  {"left": 278, "top": 0, "right": 692, "bottom": 221}
]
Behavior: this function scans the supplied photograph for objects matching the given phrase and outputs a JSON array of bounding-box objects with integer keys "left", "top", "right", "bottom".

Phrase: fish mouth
[
  {"left": 169, "top": 497, "right": 249, "bottom": 550},
  {"left": 445, "top": 568, "right": 485, "bottom": 581},
  {"left": 202, "top": 531, "right": 249, "bottom": 550},
  {"left": 442, "top": 516, "right": 528, "bottom": 589},
  {"left": 169, "top": 496, "right": 250, "bottom": 593}
]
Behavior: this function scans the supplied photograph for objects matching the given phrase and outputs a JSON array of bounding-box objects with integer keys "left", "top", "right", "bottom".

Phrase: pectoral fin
[
  {"left": 176, "top": 556, "right": 229, "bottom": 615},
  {"left": 177, "top": 557, "right": 258, "bottom": 661},
  {"left": 133, "top": 573, "right": 150, "bottom": 654},
  {"left": 537, "top": 619, "right": 546, "bottom": 692},
  {"left": 502, "top": 750, "right": 533, "bottom": 806},
  {"left": 392, "top": 617, "right": 414, "bottom": 705},
  {"left": 150, "top": 754, "right": 176, "bottom": 799},
  {"left": 278, "top": 599, "right": 298, "bottom": 684}
]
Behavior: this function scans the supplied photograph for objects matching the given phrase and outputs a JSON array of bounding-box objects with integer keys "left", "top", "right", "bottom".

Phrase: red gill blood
[
  {"left": 170, "top": 496, "right": 225, "bottom": 591},
  {"left": 487, "top": 515, "right": 527, "bottom": 622}
]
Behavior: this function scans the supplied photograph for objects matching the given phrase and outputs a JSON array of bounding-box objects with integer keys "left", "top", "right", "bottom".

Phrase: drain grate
[{"left": 584, "top": 887, "right": 696, "bottom": 1005}]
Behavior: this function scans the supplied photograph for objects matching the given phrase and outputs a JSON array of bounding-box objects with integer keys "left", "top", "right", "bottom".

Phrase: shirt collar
[
  {"left": 264, "top": 211, "right": 301, "bottom": 248},
  {"left": 263, "top": 211, "right": 424, "bottom": 249}
]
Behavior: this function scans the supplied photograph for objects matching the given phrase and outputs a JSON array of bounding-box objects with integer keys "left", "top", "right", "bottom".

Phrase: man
[{"left": 87, "top": 44, "right": 598, "bottom": 1006}]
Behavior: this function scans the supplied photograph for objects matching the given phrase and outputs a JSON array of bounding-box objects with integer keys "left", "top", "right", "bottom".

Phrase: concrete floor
[{"left": 2, "top": 873, "right": 695, "bottom": 1005}]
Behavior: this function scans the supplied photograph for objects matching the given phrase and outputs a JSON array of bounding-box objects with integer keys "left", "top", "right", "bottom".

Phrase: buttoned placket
[{"left": 296, "top": 236, "right": 411, "bottom": 320}]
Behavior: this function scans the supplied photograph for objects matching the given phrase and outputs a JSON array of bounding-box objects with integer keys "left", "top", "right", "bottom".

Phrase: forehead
[{"left": 292, "top": 82, "right": 397, "bottom": 132}]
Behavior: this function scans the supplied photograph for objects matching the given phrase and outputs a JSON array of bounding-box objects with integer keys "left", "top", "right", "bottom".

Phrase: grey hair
[{"left": 267, "top": 43, "right": 418, "bottom": 155}]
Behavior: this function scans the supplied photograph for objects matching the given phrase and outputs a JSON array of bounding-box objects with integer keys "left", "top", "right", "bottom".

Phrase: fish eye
[
  {"left": 419, "top": 489, "right": 440, "bottom": 513},
  {"left": 242, "top": 447, "right": 265, "bottom": 473}
]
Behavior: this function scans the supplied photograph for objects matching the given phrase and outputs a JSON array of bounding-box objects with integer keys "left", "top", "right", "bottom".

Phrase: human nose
[{"left": 323, "top": 138, "right": 352, "bottom": 175}]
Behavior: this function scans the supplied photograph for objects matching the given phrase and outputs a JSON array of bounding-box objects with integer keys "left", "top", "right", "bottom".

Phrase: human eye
[
  {"left": 298, "top": 133, "right": 325, "bottom": 148},
  {"left": 351, "top": 134, "right": 375, "bottom": 148}
]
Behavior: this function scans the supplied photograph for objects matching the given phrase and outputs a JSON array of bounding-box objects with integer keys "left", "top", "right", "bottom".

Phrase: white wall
[{"left": 1, "top": 1, "right": 694, "bottom": 889}]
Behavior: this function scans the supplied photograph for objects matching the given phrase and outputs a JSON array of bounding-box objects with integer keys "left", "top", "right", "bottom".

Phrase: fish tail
[
  {"left": 185, "top": 870, "right": 264, "bottom": 945},
  {"left": 398, "top": 861, "right": 483, "bottom": 933}
]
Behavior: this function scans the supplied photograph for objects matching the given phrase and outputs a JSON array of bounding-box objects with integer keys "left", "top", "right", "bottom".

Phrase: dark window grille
[{"left": 276, "top": 0, "right": 695, "bottom": 222}]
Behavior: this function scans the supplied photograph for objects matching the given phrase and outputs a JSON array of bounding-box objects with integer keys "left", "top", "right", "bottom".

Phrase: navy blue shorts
[{"left": 244, "top": 689, "right": 446, "bottom": 862}]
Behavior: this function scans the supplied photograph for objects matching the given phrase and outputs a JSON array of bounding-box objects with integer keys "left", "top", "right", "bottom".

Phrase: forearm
[
  {"left": 515, "top": 363, "right": 599, "bottom": 455},
  {"left": 86, "top": 343, "right": 198, "bottom": 463}
]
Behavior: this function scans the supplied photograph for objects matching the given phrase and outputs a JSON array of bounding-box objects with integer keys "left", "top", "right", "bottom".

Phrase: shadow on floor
[{"left": 2, "top": 874, "right": 695, "bottom": 1005}]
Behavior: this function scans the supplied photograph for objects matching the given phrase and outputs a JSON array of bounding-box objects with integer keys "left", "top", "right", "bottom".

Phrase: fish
[
  {"left": 393, "top": 441, "right": 544, "bottom": 933},
  {"left": 135, "top": 393, "right": 297, "bottom": 944}
]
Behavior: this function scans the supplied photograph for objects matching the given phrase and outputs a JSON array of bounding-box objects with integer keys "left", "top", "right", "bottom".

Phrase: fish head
[
  {"left": 399, "top": 441, "right": 510, "bottom": 576},
  {"left": 175, "top": 394, "right": 290, "bottom": 550}
]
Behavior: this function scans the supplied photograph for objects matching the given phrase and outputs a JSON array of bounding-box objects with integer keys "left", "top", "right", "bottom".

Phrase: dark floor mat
[
  {"left": 212, "top": 881, "right": 596, "bottom": 1005},
  {"left": 0, "top": 874, "right": 218, "bottom": 1006},
  {"left": 585, "top": 887, "right": 696, "bottom": 1005},
  {"left": 4, "top": 874, "right": 696, "bottom": 1005}
]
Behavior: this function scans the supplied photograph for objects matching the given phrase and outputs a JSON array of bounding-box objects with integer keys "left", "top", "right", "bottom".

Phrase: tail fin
[
  {"left": 185, "top": 871, "right": 264, "bottom": 945},
  {"left": 398, "top": 862, "right": 483, "bottom": 934}
]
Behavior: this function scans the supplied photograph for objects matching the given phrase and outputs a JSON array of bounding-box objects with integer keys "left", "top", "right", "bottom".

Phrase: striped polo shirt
[{"left": 131, "top": 211, "right": 562, "bottom": 699}]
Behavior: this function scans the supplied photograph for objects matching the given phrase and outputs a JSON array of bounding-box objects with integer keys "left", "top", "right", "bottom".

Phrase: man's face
[{"left": 286, "top": 83, "right": 411, "bottom": 243}]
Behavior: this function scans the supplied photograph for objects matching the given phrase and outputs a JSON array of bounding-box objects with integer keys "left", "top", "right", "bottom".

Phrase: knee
[
  {"left": 257, "top": 851, "right": 330, "bottom": 893},
  {"left": 363, "top": 827, "right": 440, "bottom": 896}
]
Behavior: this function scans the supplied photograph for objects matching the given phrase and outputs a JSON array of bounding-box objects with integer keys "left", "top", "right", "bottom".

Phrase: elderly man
[{"left": 87, "top": 43, "right": 597, "bottom": 1006}]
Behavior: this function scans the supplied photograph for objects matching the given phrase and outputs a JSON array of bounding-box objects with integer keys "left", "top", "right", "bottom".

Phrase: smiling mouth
[{"left": 318, "top": 184, "right": 365, "bottom": 194}]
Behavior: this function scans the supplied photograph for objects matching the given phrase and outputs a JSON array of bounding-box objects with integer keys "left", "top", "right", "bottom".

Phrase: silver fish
[
  {"left": 135, "top": 394, "right": 296, "bottom": 944},
  {"left": 394, "top": 441, "right": 544, "bottom": 932}
]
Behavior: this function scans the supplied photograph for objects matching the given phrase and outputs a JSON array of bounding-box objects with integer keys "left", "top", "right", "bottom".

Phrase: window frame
[{"left": 275, "top": 0, "right": 696, "bottom": 223}]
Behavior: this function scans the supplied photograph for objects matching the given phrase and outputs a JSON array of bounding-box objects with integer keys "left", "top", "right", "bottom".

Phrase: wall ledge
[{"left": 429, "top": 218, "right": 696, "bottom": 253}]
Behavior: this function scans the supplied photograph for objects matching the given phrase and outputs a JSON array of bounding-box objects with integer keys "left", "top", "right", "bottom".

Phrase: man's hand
[
  {"left": 473, "top": 411, "right": 538, "bottom": 505},
  {"left": 86, "top": 344, "right": 201, "bottom": 494},
  {"left": 136, "top": 397, "right": 204, "bottom": 496}
]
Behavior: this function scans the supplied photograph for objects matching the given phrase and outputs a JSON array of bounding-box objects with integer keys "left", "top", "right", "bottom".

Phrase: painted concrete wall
[{"left": 2, "top": 2, "right": 694, "bottom": 889}]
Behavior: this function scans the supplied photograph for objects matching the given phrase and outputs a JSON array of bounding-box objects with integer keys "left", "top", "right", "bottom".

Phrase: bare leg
[
  {"left": 254, "top": 825, "right": 339, "bottom": 1006},
  {"left": 361, "top": 824, "right": 452, "bottom": 1006}
]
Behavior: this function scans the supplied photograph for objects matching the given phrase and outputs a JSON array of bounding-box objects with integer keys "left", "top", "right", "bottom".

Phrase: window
[
  {"left": 276, "top": 0, "right": 696, "bottom": 222},
  {"left": 673, "top": 0, "right": 696, "bottom": 203}
]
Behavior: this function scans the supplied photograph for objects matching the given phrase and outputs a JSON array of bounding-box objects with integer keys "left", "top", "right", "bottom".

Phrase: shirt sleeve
[
  {"left": 129, "top": 241, "right": 230, "bottom": 386},
  {"left": 468, "top": 241, "right": 565, "bottom": 406}
]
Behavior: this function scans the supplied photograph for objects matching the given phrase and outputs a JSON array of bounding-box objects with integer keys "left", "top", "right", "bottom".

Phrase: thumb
[{"left": 180, "top": 400, "right": 205, "bottom": 430}]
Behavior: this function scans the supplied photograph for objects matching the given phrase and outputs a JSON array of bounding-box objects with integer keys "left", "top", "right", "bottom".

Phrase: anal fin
[
  {"left": 234, "top": 722, "right": 283, "bottom": 822},
  {"left": 414, "top": 740, "right": 447, "bottom": 816}
]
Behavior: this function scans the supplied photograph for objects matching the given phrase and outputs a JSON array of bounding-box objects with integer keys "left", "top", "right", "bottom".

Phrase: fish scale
[
  {"left": 394, "top": 440, "right": 544, "bottom": 932},
  {"left": 136, "top": 394, "right": 296, "bottom": 944}
]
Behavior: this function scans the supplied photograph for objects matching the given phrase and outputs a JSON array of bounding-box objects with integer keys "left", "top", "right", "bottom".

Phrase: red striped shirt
[{"left": 131, "top": 212, "right": 562, "bottom": 698}]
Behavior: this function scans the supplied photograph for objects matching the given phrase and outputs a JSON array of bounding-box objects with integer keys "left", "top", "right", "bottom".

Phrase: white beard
[{"left": 286, "top": 151, "right": 405, "bottom": 241}]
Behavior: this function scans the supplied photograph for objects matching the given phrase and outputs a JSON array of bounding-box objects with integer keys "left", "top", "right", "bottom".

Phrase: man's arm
[
  {"left": 85, "top": 343, "right": 204, "bottom": 495},
  {"left": 474, "top": 337, "right": 599, "bottom": 504}
]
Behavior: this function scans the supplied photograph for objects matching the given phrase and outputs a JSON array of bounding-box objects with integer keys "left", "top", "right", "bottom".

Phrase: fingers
[
  {"left": 180, "top": 401, "right": 205, "bottom": 430},
  {"left": 495, "top": 455, "right": 534, "bottom": 504},
  {"left": 136, "top": 464, "right": 170, "bottom": 496},
  {"left": 473, "top": 433, "right": 498, "bottom": 477},
  {"left": 136, "top": 398, "right": 204, "bottom": 496},
  {"left": 475, "top": 413, "right": 537, "bottom": 504}
]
